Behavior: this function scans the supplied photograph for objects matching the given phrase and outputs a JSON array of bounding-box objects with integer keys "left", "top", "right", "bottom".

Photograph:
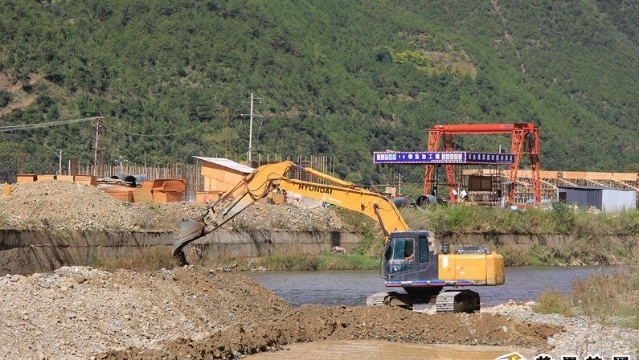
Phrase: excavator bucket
[{"left": 172, "top": 218, "right": 206, "bottom": 262}]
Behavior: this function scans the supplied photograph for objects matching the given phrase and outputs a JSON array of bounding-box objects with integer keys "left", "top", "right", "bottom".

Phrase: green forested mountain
[{"left": 1, "top": 0, "right": 639, "bottom": 185}]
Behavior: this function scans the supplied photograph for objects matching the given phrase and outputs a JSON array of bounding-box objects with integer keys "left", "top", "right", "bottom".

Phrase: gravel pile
[
  {"left": 483, "top": 301, "right": 639, "bottom": 359},
  {"left": 232, "top": 202, "right": 342, "bottom": 231},
  {"left": 0, "top": 181, "right": 342, "bottom": 232}
]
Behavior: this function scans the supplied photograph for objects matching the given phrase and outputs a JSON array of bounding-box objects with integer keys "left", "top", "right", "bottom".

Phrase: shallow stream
[{"left": 246, "top": 265, "right": 618, "bottom": 307}]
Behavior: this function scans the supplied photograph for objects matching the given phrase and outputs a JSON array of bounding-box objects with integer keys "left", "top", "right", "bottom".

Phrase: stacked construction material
[
  {"left": 195, "top": 190, "right": 222, "bottom": 203},
  {"left": 101, "top": 179, "right": 186, "bottom": 203},
  {"left": 151, "top": 179, "right": 186, "bottom": 202},
  {"left": 16, "top": 174, "right": 97, "bottom": 185},
  {"left": 73, "top": 175, "right": 98, "bottom": 186},
  {"left": 102, "top": 186, "right": 134, "bottom": 202},
  {"left": 16, "top": 174, "right": 37, "bottom": 183},
  {"left": 131, "top": 184, "right": 154, "bottom": 204}
]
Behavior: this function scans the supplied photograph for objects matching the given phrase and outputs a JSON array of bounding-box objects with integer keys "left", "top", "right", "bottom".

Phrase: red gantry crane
[{"left": 424, "top": 123, "right": 541, "bottom": 205}]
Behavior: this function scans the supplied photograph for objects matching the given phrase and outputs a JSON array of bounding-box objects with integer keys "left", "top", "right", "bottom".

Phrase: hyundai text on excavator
[{"left": 172, "top": 161, "right": 505, "bottom": 313}]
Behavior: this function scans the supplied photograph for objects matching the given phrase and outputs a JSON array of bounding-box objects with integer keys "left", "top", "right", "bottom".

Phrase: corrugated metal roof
[{"left": 193, "top": 157, "right": 254, "bottom": 174}]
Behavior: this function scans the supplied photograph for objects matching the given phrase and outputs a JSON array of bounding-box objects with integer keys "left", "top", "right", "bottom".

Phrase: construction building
[{"left": 192, "top": 156, "right": 254, "bottom": 202}]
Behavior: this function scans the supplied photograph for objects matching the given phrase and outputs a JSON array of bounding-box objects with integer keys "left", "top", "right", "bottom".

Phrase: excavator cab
[{"left": 382, "top": 231, "right": 439, "bottom": 281}]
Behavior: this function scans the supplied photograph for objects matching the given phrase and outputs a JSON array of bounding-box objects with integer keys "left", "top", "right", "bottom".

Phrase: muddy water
[
  {"left": 247, "top": 340, "right": 535, "bottom": 360},
  {"left": 245, "top": 267, "right": 616, "bottom": 360},
  {"left": 246, "top": 266, "right": 618, "bottom": 307}
]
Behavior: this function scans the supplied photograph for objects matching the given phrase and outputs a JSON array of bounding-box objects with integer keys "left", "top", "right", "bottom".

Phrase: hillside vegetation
[{"left": 1, "top": 0, "right": 639, "bottom": 185}]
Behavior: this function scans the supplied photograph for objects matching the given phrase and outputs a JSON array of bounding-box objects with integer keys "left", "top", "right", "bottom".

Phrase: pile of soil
[
  {"left": 0, "top": 266, "right": 560, "bottom": 359},
  {"left": 0, "top": 181, "right": 342, "bottom": 232}
]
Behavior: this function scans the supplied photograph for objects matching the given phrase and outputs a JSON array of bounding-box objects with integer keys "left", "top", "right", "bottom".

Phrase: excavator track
[
  {"left": 367, "top": 289, "right": 481, "bottom": 313},
  {"left": 435, "top": 289, "right": 480, "bottom": 313}
]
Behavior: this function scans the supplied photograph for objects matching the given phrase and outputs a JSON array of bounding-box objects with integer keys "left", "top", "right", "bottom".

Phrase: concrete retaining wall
[
  {"left": 3, "top": 229, "right": 635, "bottom": 276},
  {"left": 0, "top": 229, "right": 360, "bottom": 276}
]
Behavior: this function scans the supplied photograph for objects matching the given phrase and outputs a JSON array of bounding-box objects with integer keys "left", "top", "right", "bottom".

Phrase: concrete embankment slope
[
  {"left": 0, "top": 229, "right": 360, "bottom": 275},
  {"left": 2, "top": 228, "right": 635, "bottom": 275}
]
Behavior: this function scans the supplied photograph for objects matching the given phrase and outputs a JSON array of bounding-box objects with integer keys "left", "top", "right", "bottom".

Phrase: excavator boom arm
[
  {"left": 172, "top": 161, "right": 409, "bottom": 260},
  {"left": 275, "top": 177, "right": 409, "bottom": 237}
]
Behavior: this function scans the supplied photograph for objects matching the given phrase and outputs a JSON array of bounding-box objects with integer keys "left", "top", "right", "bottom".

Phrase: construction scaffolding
[
  {"left": 424, "top": 123, "right": 540, "bottom": 205},
  {"left": 460, "top": 165, "right": 507, "bottom": 207}
]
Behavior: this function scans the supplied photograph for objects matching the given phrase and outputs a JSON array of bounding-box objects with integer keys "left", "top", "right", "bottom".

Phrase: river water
[{"left": 245, "top": 266, "right": 618, "bottom": 307}]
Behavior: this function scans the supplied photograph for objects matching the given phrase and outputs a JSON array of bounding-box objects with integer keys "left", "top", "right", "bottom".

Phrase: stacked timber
[{"left": 16, "top": 174, "right": 97, "bottom": 185}]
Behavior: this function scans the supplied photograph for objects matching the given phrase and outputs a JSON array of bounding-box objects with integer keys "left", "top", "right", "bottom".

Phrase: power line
[
  {"left": 0, "top": 116, "right": 104, "bottom": 132},
  {"left": 103, "top": 122, "right": 207, "bottom": 137}
]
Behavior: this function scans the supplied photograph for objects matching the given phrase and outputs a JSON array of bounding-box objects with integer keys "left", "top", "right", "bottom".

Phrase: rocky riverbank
[{"left": 483, "top": 301, "right": 638, "bottom": 359}]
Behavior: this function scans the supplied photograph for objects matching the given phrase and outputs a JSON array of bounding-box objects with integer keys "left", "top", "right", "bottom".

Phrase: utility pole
[
  {"left": 224, "top": 109, "right": 231, "bottom": 159},
  {"left": 56, "top": 149, "right": 64, "bottom": 175},
  {"left": 93, "top": 118, "right": 104, "bottom": 177},
  {"left": 241, "top": 93, "right": 262, "bottom": 165},
  {"left": 116, "top": 155, "right": 127, "bottom": 173},
  {"left": 93, "top": 122, "right": 99, "bottom": 176}
]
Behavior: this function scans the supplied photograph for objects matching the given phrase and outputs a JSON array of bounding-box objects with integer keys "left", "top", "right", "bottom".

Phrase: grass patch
[
  {"left": 335, "top": 207, "right": 377, "bottom": 234},
  {"left": 351, "top": 232, "right": 385, "bottom": 257},
  {"left": 536, "top": 268, "right": 639, "bottom": 329},
  {"left": 400, "top": 201, "right": 582, "bottom": 235},
  {"left": 571, "top": 270, "right": 639, "bottom": 325},
  {"left": 258, "top": 253, "right": 321, "bottom": 270},
  {"left": 315, "top": 251, "right": 379, "bottom": 270},
  {"left": 195, "top": 251, "right": 379, "bottom": 271},
  {"left": 534, "top": 288, "right": 574, "bottom": 317},
  {"left": 400, "top": 204, "right": 639, "bottom": 265}
]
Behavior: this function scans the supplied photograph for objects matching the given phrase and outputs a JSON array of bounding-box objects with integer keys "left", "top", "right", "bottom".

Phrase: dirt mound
[
  {"left": 0, "top": 266, "right": 560, "bottom": 359},
  {"left": 0, "top": 180, "right": 143, "bottom": 230},
  {"left": 231, "top": 202, "right": 343, "bottom": 231},
  {"left": 0, "top": 181, "right": 342, "bottom": 232}
]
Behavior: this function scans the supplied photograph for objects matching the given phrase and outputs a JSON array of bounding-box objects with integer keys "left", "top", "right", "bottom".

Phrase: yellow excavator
[{"left": 173, "top": 161, "right": 505, "bottom": 313}]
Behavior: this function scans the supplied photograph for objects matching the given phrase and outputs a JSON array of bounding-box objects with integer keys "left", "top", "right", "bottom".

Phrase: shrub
[
  {"left": 548, "top": 201, "right": 575, "bottom": 234},
  {"left": 0, "top": 90, "right": 13, "bottom": 107},
  {"left": 571, "top": 270, "right": 639, "bottom": 320},
  {"left": 534, "top": 288, "right": 574, "bottom": 317}
]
